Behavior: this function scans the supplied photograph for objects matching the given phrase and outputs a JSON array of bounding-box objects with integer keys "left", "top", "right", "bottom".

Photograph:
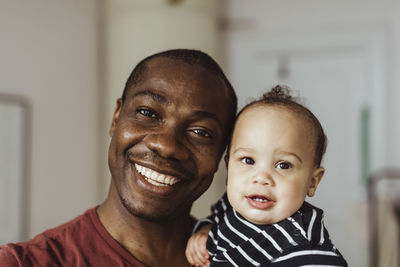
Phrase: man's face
[
  {"left": 226, "top": 106, "right": 324, "bottom": 225},
  {"left": 108, "top": 57, "right": 232, "bottom": 221}
]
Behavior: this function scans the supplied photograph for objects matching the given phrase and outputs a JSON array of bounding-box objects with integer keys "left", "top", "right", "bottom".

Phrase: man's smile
[{"left": 135, "top": 163, "right": 180, "bottom": 186}]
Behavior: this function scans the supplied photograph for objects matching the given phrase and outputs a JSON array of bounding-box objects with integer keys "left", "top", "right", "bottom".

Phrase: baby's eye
[
  {"left": 192, "top": 129, "right": 212, "bottom": 138},
  {"left": 276, "top": 162, "right": 291, "bottom": 169},
  {"left": 241, "top": 157, "right": 255, "bottom": 165},
  {"left": 137, "top": 108, "right": 158, "bottom": 119}
]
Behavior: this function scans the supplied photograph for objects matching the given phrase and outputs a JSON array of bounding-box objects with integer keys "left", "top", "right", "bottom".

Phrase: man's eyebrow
[
  {"left": 133, "top": 90, "right": 169, "bottom": 104},
  {"left": 192, "top": 110, "right": 223, "bottom": 130},
  {"left": 131, "top": 91, "right": 224, "bottom": 131}
]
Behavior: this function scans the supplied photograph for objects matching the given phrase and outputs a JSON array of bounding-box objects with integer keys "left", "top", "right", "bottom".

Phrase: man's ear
[
  {"left": 109, "top": 98, "right": 123, "bottom": 137},
  {"left": 224, "top": 153, "right": 229, "bottom": 167},
  {"left": 307, "top": 167, "right": 325, "bottom": 197},
  {"left": 224, "top": 153, "right": 230, "bottom": 185}
]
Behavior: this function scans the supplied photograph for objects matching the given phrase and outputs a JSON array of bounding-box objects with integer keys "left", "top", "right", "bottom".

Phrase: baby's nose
[{"left": 252, "top": 173, "right": 273, "bottom": 186}]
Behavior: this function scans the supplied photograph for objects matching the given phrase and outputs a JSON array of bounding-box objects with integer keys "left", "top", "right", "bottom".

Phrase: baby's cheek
[
  {"left": 227, "top": 179, "right": 247, "bottom": 200},
  {"left": 283, "top": 189, "right": 307, "bottom": 213},
  {"left": 227, "top": 184, "right": 243, "bottom": 209}
]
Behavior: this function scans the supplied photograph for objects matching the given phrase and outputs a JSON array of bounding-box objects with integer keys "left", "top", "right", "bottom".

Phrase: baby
[{"left": 186, "top": 86, "right": 347, "bottom": 266}]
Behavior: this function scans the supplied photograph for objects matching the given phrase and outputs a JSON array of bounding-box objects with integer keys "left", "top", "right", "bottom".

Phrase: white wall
[{"left": 0, "top": 0, "right": 100, "bottom": 239}]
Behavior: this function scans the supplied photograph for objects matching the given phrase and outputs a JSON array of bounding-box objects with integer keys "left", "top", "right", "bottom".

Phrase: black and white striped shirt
[{"left": 195, "top": 193, "right": 347, "bottom": 266}]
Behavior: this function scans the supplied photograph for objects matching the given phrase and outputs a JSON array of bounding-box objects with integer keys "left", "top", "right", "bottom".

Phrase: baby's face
[{"left": 226, "top": 105, "right": 324, "bottom": 225}]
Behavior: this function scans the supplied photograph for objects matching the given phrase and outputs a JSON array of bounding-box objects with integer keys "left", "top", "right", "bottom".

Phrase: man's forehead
[
  {"left": 146, "top": 57, "right": 226, "bottom": 80},
  {"left": 146, "top": 56, "right": 180, "bottom": 67},
  {"left": 127, "top": 58, "right": 228, "bottom": 99}
]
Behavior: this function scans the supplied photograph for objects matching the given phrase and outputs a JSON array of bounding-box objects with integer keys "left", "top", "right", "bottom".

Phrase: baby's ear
[{"left": 307, "top": 167, "right": 325, "bottom": 197}]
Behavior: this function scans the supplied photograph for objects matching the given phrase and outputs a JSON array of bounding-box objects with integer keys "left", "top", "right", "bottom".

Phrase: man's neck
[{"left": 97, "top": 185, "right": 193, "bottom": 267}]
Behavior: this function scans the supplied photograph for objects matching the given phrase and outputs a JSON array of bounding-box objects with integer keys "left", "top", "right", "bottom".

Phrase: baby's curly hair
[{"left": 228, "top": 85, "right": 327, "bottom": 167}]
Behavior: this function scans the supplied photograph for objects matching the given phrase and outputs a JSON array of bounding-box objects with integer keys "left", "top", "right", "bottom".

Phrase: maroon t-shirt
[{"left": 0, "top": 207, "right": 146, "bottom": 267}]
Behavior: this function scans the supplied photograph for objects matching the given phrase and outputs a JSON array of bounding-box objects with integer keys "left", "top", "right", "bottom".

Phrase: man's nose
[
  {"left": 143, "top": 130, "right": 190, "bottom": 161},
  {"left": 252, "top": 170, "right": 274, "bottom": 186}
]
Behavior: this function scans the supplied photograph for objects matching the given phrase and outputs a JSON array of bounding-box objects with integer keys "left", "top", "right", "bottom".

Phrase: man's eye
[
  {"left": 192, "top": 129, "right": 212, "bottom": 138},
  {"left": 276, "top": 162, "right": 291, "bottom": 169},
  {"left": 241, "top": 157, "right": 255, "bottom": 165},
  {"left": 137, "top": 108, "right": 158, "bottom": 119}
]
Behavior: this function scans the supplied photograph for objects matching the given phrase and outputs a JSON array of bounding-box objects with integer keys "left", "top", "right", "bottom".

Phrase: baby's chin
[
  {"left": 239, "top": 212, "right": 278, "bottom": 225},
  {"left": 240, "top": 208, "right": 297, "bottom": 225}
]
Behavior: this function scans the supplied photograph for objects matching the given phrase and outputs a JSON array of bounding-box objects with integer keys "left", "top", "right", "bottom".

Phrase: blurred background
[{"left": 1, "top": 0, "right": 400, "bottom": 266}]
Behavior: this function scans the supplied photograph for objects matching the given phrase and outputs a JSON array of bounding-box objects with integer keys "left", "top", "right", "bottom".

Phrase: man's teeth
[{"left": 135, "top": 164, "right": 179, "bottom": 186}]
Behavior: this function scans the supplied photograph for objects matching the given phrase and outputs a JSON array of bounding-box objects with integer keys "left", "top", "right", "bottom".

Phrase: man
[{"left": 0, "top": 49, "right": 237, "bottom": 266}]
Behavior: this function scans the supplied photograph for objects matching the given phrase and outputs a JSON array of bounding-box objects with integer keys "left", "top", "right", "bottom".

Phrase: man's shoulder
[
  {"left": 0, "top": 247, "right": 19, "bottom": 266},
  {"left": 1, "top": 206, "right": 147, "bottom": 267},
  {"left": 40, "top": 206, "right": 97, "bottom": 240},
  {"left": 0, "top": 207, "right": 98, "bottom": 266}
]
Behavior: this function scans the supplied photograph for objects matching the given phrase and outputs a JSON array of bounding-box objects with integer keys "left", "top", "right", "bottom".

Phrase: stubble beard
[
  {"left": 117, "top": 186, "right": 162, "bottom": 222},
  {"left": 118, "top": 191, "right": 178, "bottom": 223}
]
